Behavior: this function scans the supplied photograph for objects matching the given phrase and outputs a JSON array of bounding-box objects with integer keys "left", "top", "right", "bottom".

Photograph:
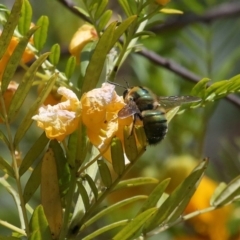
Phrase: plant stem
[{"left": 0, "top": 90, "right": 29, "bottom": 236}]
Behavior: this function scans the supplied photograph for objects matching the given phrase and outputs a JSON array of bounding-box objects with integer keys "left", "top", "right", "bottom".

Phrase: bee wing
[
  {"left": 118, "top": 101, "right": 141, "bottom": 119},
  {"left": 158, "top": 96, "right": 201, "bottom": 111}
]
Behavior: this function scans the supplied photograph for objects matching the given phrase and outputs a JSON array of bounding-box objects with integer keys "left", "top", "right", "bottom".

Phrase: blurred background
[{"left": 1, "top": 0, "right": 240, "bottom": 239}]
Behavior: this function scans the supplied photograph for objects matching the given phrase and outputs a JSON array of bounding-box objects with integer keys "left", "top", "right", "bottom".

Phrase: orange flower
[
  {"left": 0, "top": 26, "right": 35, "bottom": 81},
  {"left": 0, "top": 81, "right": 19, "bottom": 123},
  {"left": 69, "top": 24, "right": 98, "bottom": 62},
  {"left": 81, "top": 83, "right": 136, "bottom": 162},
  {"left": 155, "top": 0, "right": 171, "bottom": 6},
  {"left": 32, "top": 87, "right": 81, "bottom": 141},
  {"left": 37, "top": 84, "right": 62, "bottom": 106}
]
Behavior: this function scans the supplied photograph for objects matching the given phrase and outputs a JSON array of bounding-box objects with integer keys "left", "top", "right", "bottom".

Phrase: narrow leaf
[
  {"left": 95, "top": 0, "right": 108, "bottom": 20},
  {"left": 212, "top": 175, "right": 240, "bottom": 207},
  {"left": 97, "top": 159, "right": 112, "bottom": 188},
  {"left": 210, "top": 182, "right": 227, "bottom": 206},
  {"left": 118, "top": 0, "right": 133, "bottom": 17},
  {"left": 34, "top": 16, "right": 49, "bottom": 51},
  {"left": 113, "top": 177, "right": 159, "bottom": 191},
  {"left": 41, "top": 148, "right": 62, "bottom": 239},
  {"left": 19, "top": 132, "right": 49, "bottom": 176},
  {"left": 113, "top": 208, "right": 157, "bottom": 240},
  {"left": 84, "top": 174, "right": 98, "bottom": 200},
  {"left": 23, "top": 159, "right": 42, "bottom": 203},
  {"left": 81, "top": 21, "right": 117, "bottom": 94},
  {"left": 18, "top": 0, "right": 32, "bottom": 35},
  {"left": 144, "top": 159, "right": 208, "bottom": 232},
  {"left": 29, "top": 205, "right": 52, "bottom": 240},
  {"left": 111, "top": 15, "right": 137, "bottom": 46},
  {"left": 139, "top": 178, "right": 170, "bottom": 213},
  {"left": 8, "top": 52, "right": 50, "bottom": 121},
  {"left": 65, "top": 56, "right": 76, "bottom": 79},
  {"left": 97, "top": 10, "right": 112, "bottom": 32},
  {"left": 1, "top": 27, "right": 37, "bottom": 92},
  {"left": 50, "top": 140, "right": 70, "bottom": 196},
  {"left": 77, "top": 181, "right": 90, "bottom": 211},
  {"left": 49, "top": 43, "right": 60, "bottom": 66},
  {"left": 14, "top": 73, "right": 56, "bottom": 145},
  {"left": 191, "top": 78, "right": 210, "bottom": 97},
  {"left": 82, "top": 220, "right": 128, "bottom": 240},
  {"left": 83, "top": 196, "right": 147, "bottom": 229},
  {"left": 0, "top": 129, "right": 10, "bottom": 149},
  {"left": 124, "top": 126, "right": 138, "bottom": 162},
  {"left": 160, "top": 8, "right": 183, "bottom": 14},
  {"left": 111, "top": 137, "right": 125, "bottom": 175},
  {"left": 0, "top": 0, "right": 22, "bottom": 60},
  {"left": 0, "top": 156, "right": 14, "bottom": 177}
]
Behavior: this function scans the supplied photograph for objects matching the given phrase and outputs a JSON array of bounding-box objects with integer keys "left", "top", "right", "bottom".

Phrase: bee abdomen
[{"left": 142, "top": 110, "right": 168, "bottom": 145}]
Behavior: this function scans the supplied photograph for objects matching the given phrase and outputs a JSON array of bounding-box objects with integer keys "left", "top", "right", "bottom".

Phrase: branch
[
  {"left": 137, "top": 48, "right": 240, "bottom": 109},
  {"left": 57, "top": 0, "right": 92, "bottom": 24},
  {"left": 151, "top": 2, "right": 240, "bottom": 33}
]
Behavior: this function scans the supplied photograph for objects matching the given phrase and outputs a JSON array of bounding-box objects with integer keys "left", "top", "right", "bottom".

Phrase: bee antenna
[{"left": 107, "top": 81, "right": 127, "bottom": 90}]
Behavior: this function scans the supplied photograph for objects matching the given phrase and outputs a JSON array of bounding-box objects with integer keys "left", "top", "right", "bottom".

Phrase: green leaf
[
  {"left": 124, "top": 126, "right": 138, "bottom": 162},
  {"left": 65, "top": 56, "right": 76, "bottom": 79},
  {"left": 133, "top": 31, "right": 156, "bottom": 39},
  {"left": 79, "top": 41, "right": 97, "bottom": 85},
  {"left": 77, "top": 181, "right": 90, "bottom": 211},
  {"left": 18, "top": 0, "right": 32, "bottom": 35},
  {"left": 191, "top": 78, "right": 210, "bottom": 97},
  {"left": 19, "top": 132, "right": 49, "bottom": 176},
  {"left": 97, "top": 159, "right": 112, "bottom": 188},
  {"left": 139, "top": 178, "right": 170, "bottom": 214},
  {"left": 74, "top": 6, "right": 90, "bottom": 18},
  {"left": 95, "top": 0, "right": 108, "bottom": 20},
  {"left": 34, "top": 16, "right": 49, "bottom": 51},
  {"left": 1, "top": 27, "right": 37, "bottom": 92},
  {"left": 49, "top": 43, "right": 60, "bottom": 66},
  {"left": 113, "top": 208, "right": 157, "bottom": 240},
  {"left": 82, "top": 220, "right": 128, "bottom": 240},
  {"left": 111, "top": 137, "right": 125, "bottom": 175},
  {"left": 114, "top": 177, "right": 159, "bottom": 191},
  {"left": 160, "top": 8, "right": 183, "bottom": 14},
  {"left": 14, "top": 73, "right": 56, "bottom": 145},
  {"left": 41, "top": 148, "right": 62, "bottom": 239},
  {"left": 0, "top": 129, "right": 10, "bottom": 149},
  {"left": 0, "top": 156, "right": 14, "bottom": 177},
  {"left": 29, "top": 205, "right": 52, "bottom": 240},
  {"left": 49, "top": 140, "right": 70, "bottom": 196},
  {"left": 67, "top": 130, "right": 79, "bottom": 168},
  {"left": 97, "top": 10, "right": 112, "bottom": 32},
  {"left": 84, "top": 174, "right": 98, "bottom": 200},
  {"left": 0, "top": 236, "right": 21, "bottom": 240},
  {"left": 111, "top": 15, "right": 137, "bottom": 46},
  {"left": 212, "top": 175, "right": 240, "bottom": 207},
  {"left": 83, "top": 195, "right": 147, "bottom": 231},
  {"left": 144, "top": 159, "right": 208, "bottom": 232},
  {"left": 118, "top": 0, "right": 133, "bottom": 17},
  {"left": 8, "top": 52, "right": 50, "bottom": 121},
  {"left": 23, "top": 159, "right": 42, "bottom": 203},
  {"left": 81, "top": 21, "right": 117, "bottom": 94},
  {"left": 210, "top": 182, "right": 227, "bottom": 206},
  {"left": 0, "top": 0, "right": 22, "bottom": 60}
]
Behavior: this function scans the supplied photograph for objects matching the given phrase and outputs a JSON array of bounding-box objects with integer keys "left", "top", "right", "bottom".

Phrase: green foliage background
[{"left": 1, "top": 0, "right": 240, "bottom": 239}]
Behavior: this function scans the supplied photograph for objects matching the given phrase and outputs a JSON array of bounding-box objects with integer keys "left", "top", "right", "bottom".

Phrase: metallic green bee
[{"left": 111, "top": 82, "right": 201, "bottom": 145}]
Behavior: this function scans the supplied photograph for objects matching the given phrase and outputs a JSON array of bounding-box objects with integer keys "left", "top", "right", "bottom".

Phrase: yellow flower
[
  {"left": 81, "top": 83, "right": 135, "bottom": 162},
  {"left": 69, "top": 24, "right": 98, "bottom": 62},
  {"left": 0, "top": 81, "right": 19, "bottom": 123},
  {"left": 32, "top": 87, "right": 81, "bottom": 141},
  {"left": 155, "top": 0, "right": 171, "bottom": 6}
]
